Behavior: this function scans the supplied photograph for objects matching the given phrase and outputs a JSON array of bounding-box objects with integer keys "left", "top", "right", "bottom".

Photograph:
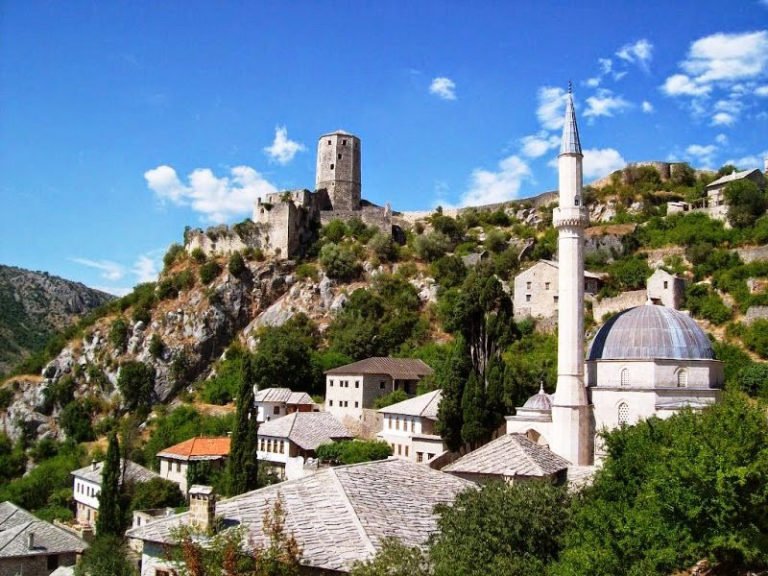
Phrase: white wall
[{"left": 159, "top": 457, "right": 189, "bottom": 494}]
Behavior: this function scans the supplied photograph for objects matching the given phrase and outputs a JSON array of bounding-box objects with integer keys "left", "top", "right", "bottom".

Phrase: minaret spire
[{"left": 550, "top": 85, "right": 592, "bottom": 466}]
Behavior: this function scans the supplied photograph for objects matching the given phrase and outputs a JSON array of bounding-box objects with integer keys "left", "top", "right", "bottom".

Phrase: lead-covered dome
[
  {"left": 522, "top": 385, "right": 553, "bottom": 410},
  {"left": 588, "top": 304, "right": 715, "bottom": 361}
]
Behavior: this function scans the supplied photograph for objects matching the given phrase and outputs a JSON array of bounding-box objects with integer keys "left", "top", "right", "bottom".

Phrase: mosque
[{"left": 505, "top": 90, "right": 723, "bottom": 465}]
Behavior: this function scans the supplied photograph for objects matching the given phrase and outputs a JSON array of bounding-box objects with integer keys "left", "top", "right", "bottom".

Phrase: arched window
[
  {"left": 677, "top": 369, "right": 688, "bottom": 387},
  {"left": 620, "top": 368, "right": 629, "bottom": 387},
  {"left": 618, "top": 402, "right": 629, "bottom": 425}
]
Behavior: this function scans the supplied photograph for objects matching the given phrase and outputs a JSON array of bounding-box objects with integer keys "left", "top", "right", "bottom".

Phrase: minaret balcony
[{"left": 553, "top": 206, "right": 589, "bottom": 229}]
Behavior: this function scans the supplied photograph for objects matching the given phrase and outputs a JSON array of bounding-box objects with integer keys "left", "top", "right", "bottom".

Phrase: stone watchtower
[{"left": 316, "top": 131, "right": 361, "bottom": 211}]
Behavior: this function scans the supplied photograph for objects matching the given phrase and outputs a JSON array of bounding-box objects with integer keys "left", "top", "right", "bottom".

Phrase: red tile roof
[{"left": 156, "top": 437, "right": 231, "bottom": 461}]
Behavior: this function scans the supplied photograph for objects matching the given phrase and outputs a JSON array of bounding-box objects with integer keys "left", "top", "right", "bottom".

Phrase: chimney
[
  {"left": 27, "top": 532, "right": 34, "bottom": 549},
  {"left": 91, "top": 459, "right": 98, "bottom": 472},
  {"left": 189, "top": 485, "right": 216, "bottom": 534}
]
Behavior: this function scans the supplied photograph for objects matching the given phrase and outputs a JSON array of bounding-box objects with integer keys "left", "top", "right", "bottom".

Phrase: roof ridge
[{"left": 327, "top": 468, "right": 377, "bottom": 558}]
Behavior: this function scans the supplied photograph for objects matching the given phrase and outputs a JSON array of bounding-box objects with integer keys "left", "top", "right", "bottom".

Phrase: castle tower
[
  {"left": 550, "top": 88, "right": 593, "bottom": 466},
  {"left": 316, "top": 131, "right": 361, "bottom": 211}
]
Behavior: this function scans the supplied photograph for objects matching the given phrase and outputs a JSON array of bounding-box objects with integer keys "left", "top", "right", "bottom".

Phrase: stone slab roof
[
  {"left": 126, "top": 458, "right": 474, "bottom": 573},
  {"left": 378, "top": 390, "right": 442, "bottom": 419},
  {"left": 254, "top": 388, "right": 314, "bottom": 406},
  {"left": 258, "top": 412, "right": 352, "bottom": 450},
  {"left": 706, "top": 168, "right": 762, "bottom": 189},
  {"left": 0, "top": 502, "right": 88, "bottom": 558},
  {"left": 325, "top": 357, "right": 433, "bottom": 380},
  {"left": 156, "top": 437, "right": 231, "bottom": 461},
  {"left": 71, "top": 458, "right": 159, "bottom": 485},
  {"left": 443, "top": 434, "right": 570, "bottom": 478}
]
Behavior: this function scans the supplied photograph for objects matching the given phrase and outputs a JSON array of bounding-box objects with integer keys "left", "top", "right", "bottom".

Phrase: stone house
[
  {"left": 324, "top": 358, "right": 433, "bottom": 431},
  {"left": 125, "top": 459, "right": 474, "bottom": 576},
  {"left": 155, "top": 437, "right": 230, "bottom": 495},
  {"left": 705, "top": 168, "right": 767, "bottom": 221},
  {"left": 591, "top": 268, "right": 686, "bottom": 321},
  {"left": 257, "top": 412, "right": 352, "bottom": 480},
  {"left": 254, "top": 387, "right": 316, "bottom": 423},
  {"left": 71, "top": 459, "right": 158, "bottom": 528},
  {"left": 513, "top": 260, "right": 603, "bottom": 321},
  {"left": 442, "top": 433, "right": 569, "bottom": 484},
  {"left": 0, "top": 501, "right": 87, "bottom": 576},
  {"left": 377, "top": 389, "right": 445, "bottom": 464}
]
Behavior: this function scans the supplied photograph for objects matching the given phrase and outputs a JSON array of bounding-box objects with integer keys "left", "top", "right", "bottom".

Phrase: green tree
[
  {"left": 460, "top": 371, "right": 487, "bottom": 448},
  {"left": 109, "top": 317, "right": 129, "bottom": 351},
  {"left": 199, "top": 261, "right": 222, "bottom": 284},
  {"left": 315, "top": 440, "right": 392, "bottom": 465},
  {"left": 430, "top": 481, "right": 570, "bottom": 576},
  {"left": 351, "top": 538, "right": 430, "bottom": 576},
  {"left": 96, "top": 433, "right": 123, "bottom": 536},
  {"left": 436, "top": 338, "right": 471, "bottom": 451},
  {"left": 319, "top": 243, "right": 361, "bottom": 281},
  {"left": 227, "top": 357, "right": 259, "bottom": 495},
  {"left": 75, "top": 534, "right": 138, "bottom": 576},
  {"left": 60, "top": 399, "right": 95, "bottom": 443},
  {"left": 117, "top": 361, "right": 155, "bottom": 416},
  {"left": 128, "top": 477, "right": 185, "bottom": 512},
  {"left": 724, "top": 179, "right": 766, "bottom": 228},
  {"left": 228, "top": 251, "right": 247, "bottom": 276}
]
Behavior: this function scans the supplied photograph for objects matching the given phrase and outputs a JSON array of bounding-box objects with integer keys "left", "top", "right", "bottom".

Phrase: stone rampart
[{"left": 593, "top": 290, "right": 646, "bottom": 321}]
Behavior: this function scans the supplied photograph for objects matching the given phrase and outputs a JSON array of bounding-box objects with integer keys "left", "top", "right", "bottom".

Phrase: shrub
[
  {"left": 156, "top": 278, "right": 178, "bottom": 300},
  {"left": 163, "top": 243, "right": 185, "bottom": 268},
  {"left": 0, "top": 387, "right": 13, "bottom": 411},
  {"left": 228, "top": 251, "right": 247, "bottom": 276},
  {"left": 296, "top": 263, "right": 319, "bottom": 282},
  {"left": 173, "top": 269, "right": 195, "bottom": 291},
  {"left": 347, "top": 218, "right": 375, "bottom": 242},
  {"left": 319, "top": 243, "right": 360, "bottom": 282},
  {"left": 368, "top": 232, "right": 398, "bottom": 262},
  {"left": 322, "top": 220, "right": 348, "bottom": 243},
  {"left": 430, "top": 255, "right": 467, "bottom": 289},
  {"left": 413, "top": 232, "right": 451, "bottom": 262},
  {"left": 109, "top": 317, "right": 129, "bottom": 351},
  {"left": 148, "top": 334, "right": 164, "bottom": 359},
  {"left": 117, "top": 361, "right": 155, "bottom": 415},
  {"left": 316, "top": 440, "right": 392, "bottom": 464},
  {"left": 373, "top": 389, "right": 409, "bottom": 409},
  {"left": 743, "top": 319, "right": 768, "bottom": 359},
  {"left": 199, "top": 261, "right": 222, "bottom": 284},
  {"left": 60, "top": 399, "right": 95, "bottom": 443},
  {"left": 484, "top": 229, "right": 508, "bottom": 253},
  {"left": 191, "top": 247, "right": 207, "bottom": 263}
]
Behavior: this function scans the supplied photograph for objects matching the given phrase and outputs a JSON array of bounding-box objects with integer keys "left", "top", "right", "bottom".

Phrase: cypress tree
[
  {"left": 96, "top": 433, "right": 123, "bottom": 536},
  {"left": 436, "top": 337, "right": 471, "bottom": 452},
  {"left": 227, "top": 356, "right": 259, "bottom": 495},
  {"left": 460, "top": 370, "right": 487, "bottom": 449}
]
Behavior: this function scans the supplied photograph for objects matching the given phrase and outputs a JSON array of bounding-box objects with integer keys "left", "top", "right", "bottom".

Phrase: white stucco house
[
  {"left": 156, "top": 437, "right": 230, "bottom": 495},
  {"left": 71, "top": 459, "right": 158, "bottom": 528},
  {"left": 257, "top": 411, "right": 352, "bottom": 480},
  {"left": 254, "top": 387, "right": 316, "bottom": 423},
  {"left": 377, "top": 389, "right": 446, "bottom": 464}
]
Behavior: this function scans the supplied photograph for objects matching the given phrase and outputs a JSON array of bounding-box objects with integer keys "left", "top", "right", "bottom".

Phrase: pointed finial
[
  {"left": 539, "top": 381, "right": 545, "bottom": 394},
  {"left": 568, "top": 80, "right": 573, "bottom": 95}
]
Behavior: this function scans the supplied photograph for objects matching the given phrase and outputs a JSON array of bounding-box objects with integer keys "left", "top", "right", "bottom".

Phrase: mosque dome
[
  {"left": 522, "top": 385, "right": 553, "bottom": 410},
  {"left": 588, "top": 304, "right": 715, "bottom": 361}
]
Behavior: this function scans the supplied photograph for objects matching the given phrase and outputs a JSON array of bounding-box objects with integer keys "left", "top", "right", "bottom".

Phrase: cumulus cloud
[
  {"left": 715, "top": 133, "right": 729, "bottom": 145},
  {"left": 755, "top": 85, "right": 768, "bottom": 96},
  {"left": 429, "top": 77, "right": 457, "bottom": 100},
  {"left": 712, "top": 112, "right": 736, "bottom": 126},
  {"left": 584, "top": 89, "right": 631, "bottom": 119},
  {"left": 133, "top": 254, "right": 160, "bottom": 284},
  {"left": 461, "top": 155, "right": 531, "bottom": 206},
  {"left": 263, "top": 126, "right": 305, "bottom": 165},
  {"left": 520, "top": 132, "right": 560, "bottom": 158},
  {"left": 145, "top": 164, "right": 278, "bottom": 223},
  {"left": 582, "top": 148, "right": 626, "bottom": 180},
  {"left": 616, "top": 39, "right": 653, "bottom": 71},
  {"left": 70, "top": 258, "right": 125, "bottom": 281},
  {"left": 536, "top": 86, "right": 567, "bottom": 130},
  {"left": 685, "top": 144, "right": 718, "bottom": 168},
  {"left": 725, "top": 149, "right": 768, "bottom": 168},
  {"left": 641, "top": 100, "right": 654, "bottom": 113},
  {"left": 662, "top": 73, "right": 712, "bottom": 96}
]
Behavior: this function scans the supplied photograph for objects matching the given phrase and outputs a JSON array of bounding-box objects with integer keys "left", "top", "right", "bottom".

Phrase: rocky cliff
[{"left": 0, "top": 265, "right": 115, "bottom": 376}]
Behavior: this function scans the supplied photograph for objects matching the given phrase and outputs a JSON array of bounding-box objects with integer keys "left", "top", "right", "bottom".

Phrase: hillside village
[{"left": 3, "top": 96, "right": 768, "bottom": 576}]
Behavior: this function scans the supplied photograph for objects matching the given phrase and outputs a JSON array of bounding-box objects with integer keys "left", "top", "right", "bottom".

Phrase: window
[
  {"left": 176, "top": 462, "right": 181, "bottom": 473},
  {"left": 329, "top": 400, "right": 333, "bottom": 406},
  {"left": 397, "top": 444, "right": 402, "bottom": 455},
  {"left": 337, "top": 154, "right": 342, "bottom": 160},
  {"left": 574, "top": 195, "right": 580, "bottom": 206},
  {"left": 554, "top": 296, "right": 559, "bottom": 303},
  {"left": 330, "top": 380, "right": 333, "bottom": 387},
  {"left": 327, "top": 140, "right": 331, "bottom": 145},
  {"left": 405, "top": 446, "right": 409, "bottom": 457},
  {"left": 677, "top": 369, "right": 688, "bottom": 387},
  {"left": 48, "top": 555, "right": 60, "bottom": 570},
  {"left": 417, "top": 452, "right": 423, "bottom": 463},
  {"left": 618, "top": 402, "right": 629, "bottom": 425},
  {"left": 273, "top": 406, "right": 280, "bottom": 415},
  {"left": 260, "top": 439, "right": 265, "bottom": 451},
  {"left": 355, "top": 381, "right": 359, "bottom": 388},
  {"left": 379, "top": 381, "right": 385, "bottom": 389},
  {"left": 664, "top": 281, "right": 668, "bottom": 289},
  {"left": 396, "top": 418, "right": 400, "bottom": 430},
  {"left": 280, "top": 441, "right": 285, "bottom": 453},
  {"left": 354, "top": 401, "right": 359, "bottom": 408},
  {"left": 342, "top": 139, "right": 347, "bottom": 145},
  {"left": 411, "top": 420, "right": 415, "bottom": 432},
  {"left": 526, "top": 281, "right": 532, "bottom": 289},
  {"left": 620, "top": 368, "right": 629, "bottom": 387},
  {"left": 427, "top": 453, "right": 434, "bottom": 460},
  {"left": 545, "top": 282, "right": 550, "bottom": 290},
  {"left": 525, "top": 294, "right": 531, "bottom": 302},
  {"left": 330, "top": 164, "right": 334, "bottom": 170}
]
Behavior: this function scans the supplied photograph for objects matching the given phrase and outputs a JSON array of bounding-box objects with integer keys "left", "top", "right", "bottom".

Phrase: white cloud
[
  {"left": 599, "top": 58, "right": 613, "bottom": 75},
  {"left": 133, "top": 254, "right": 159, "bottom": 284},
  {"left": 520, "top": 132, "right": 560, "bottom": 158},
  {"left": 536, "top": 86, "right": 567, "bottom": 130},
  {"left": 711, "top": 112, "right": 736, "bottom": 126},
  {"left": 429, "top": 77, "right": 457, "bottom": 100},
  {"left": 582, "top": 148, "right": 626, "bottom": 180},
  {"left": 263, "top": 126, "right": 305, "bottom": 165},
  {"left": 584, "top": 89, "right": 631, "bottom": 119},
  {"left": 585, "top": 77, "right": 601, "bottom": 88},
  {"left": 641, "top": 100, "right": 654, "bottom": 113},
  {"left": 755, "top": 85, "right": 768, "bottom": 96},
  {"left": 145, "top": 164, "right": 278, "bottom": 223},
  {"left": 681, "top": 31, "right": 768, "bottom": 84},
  {"left": 685, "top": 144, "right": 718, "bottom": 168},
  {"left": 715, "top": 133, "right": 729, "bottom": 145},
  {"left": 662, "top": 73, "right": 711, "bottom": 96},
  {"left": 616, "top": 39, "right": 653, "bottom": 71},
  {"left": 91, "top": 285, "right": 132, "bottom": 297},
  {"left": 461, "top": 155, "right": 531, "bottom": 206},
  {"left": 71, "top": 258, "right": 125, "bottom": 281},
  {"left": 725, "top": 149, "right": 768, "bottom": 168}
]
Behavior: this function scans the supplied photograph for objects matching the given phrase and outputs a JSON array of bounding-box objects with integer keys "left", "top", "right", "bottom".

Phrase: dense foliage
[
  {"left": 227, "top": 356, "right": 260, "bottom": 495},
  {"left": 315, "top": 439, "right": 392, "bottom": 464}
]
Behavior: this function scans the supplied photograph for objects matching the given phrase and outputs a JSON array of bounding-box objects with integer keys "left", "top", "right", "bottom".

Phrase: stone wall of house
[
  {"left": 593, "top": 290, "right": 647, "bottom": 321},
  {"left": 0, "top": 553, "right": 77, "bottom": 576}
]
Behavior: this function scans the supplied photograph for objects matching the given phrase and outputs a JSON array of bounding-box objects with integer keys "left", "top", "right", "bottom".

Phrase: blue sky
[{"left": 1, "top": 1, "right": 767, "bottom": 295}]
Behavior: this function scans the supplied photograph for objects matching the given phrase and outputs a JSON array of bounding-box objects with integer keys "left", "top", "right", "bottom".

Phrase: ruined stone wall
[
  {"left": 736, "top": 246, "right": 768, "bottom": 263},
  {"left": 593, "top": 290, "right": 647, "bottom": 321},
  {"left": 316, "top": 133, "right": 361, "bottom": 211},
  {"left": 320, "top": 205, "right": 392, "bottom": 233},
  {"left": 184, "top": 227, "right": 257, "bottom": 258}
]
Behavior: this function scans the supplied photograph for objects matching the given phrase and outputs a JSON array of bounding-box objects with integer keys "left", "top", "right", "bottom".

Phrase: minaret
[{"left": 550, "top": 86, "right": 593, "bottom": 465}]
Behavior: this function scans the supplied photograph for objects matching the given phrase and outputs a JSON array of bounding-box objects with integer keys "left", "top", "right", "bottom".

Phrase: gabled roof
[
  {"left": 0, "top": 502, "right": 88, "bottom": 558},
  {"left": 378, "top": 390, "right": 442, "bottom": 420},
  {"left": 258, "top": 412, "right": 352, "bottom": 450},
  {"left": 706, "top": 168, "right": 763, "bottom": 190},
  {"left": 126, "top": 459, "right": 474, "bottom": 573},
  {"left": 254, "top": 388, "right": 314, "bottom": 406},
  {"left": 443, "top": 434, "right": 570, "bottom": 478},
  {"left": 71, "top": 458, "right": 159, "bottom": 485},
  {"left": 325, "top": 357, "right": 433, "bottom": 380},
  {"left": 156, "top": 437, "right": 231, "bottom": 462}
]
